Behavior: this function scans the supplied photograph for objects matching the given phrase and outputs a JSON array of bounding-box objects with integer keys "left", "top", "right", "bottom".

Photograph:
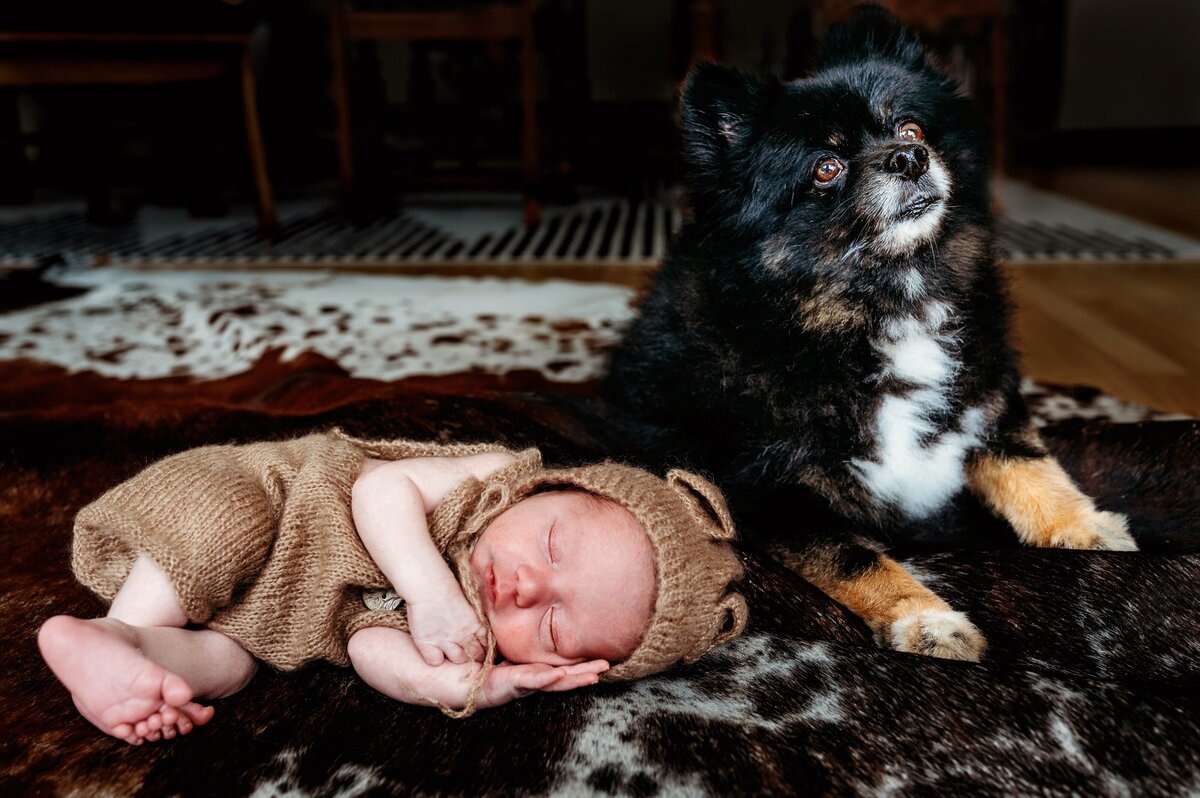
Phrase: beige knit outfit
[
  {"left": 72, "top": 431, "right": 530, "bottom": 670},
  {"left": 72, "top": 430, "right": 748, "bottom": 710}
]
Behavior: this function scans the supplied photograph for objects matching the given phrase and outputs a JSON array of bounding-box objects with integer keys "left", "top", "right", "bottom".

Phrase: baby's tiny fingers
[
  {"left": 417, "top": 643, "right": 446, "bottom": 667},
  {"left": 564, "top": 660, "right": 609, "bottom": 676},
  {"left": 510, "top": 667, "right": 561, "bottom": 691},
  {"left": 443, "top": 642, "right": 469, "bottom": 665},
  {"left": 540, "top": 672, "right": 602, "bottom": 692}
]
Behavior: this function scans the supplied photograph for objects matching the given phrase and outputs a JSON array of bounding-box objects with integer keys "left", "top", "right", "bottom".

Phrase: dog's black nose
[{"left": 884, "top": 144, "right": 929, "bottom": 180}]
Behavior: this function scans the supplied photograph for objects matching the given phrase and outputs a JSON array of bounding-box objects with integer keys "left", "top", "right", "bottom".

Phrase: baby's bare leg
[
  {"left": 107, "top": 553, "right": 190, "bottom": 628},
  {"left": 39, "top": 556, "right": 257, "bottom": 744}
]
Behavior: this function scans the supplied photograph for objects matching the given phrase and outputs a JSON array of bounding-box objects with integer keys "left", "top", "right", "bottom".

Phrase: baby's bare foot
[
  {"left": 137, "top": 700, "right": 214, "bottom": 743},
  {"left": 38, "top": 616, "right": 213, "bottom": 744}
]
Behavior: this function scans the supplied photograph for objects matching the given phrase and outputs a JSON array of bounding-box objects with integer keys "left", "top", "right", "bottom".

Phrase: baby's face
[{"left": 470, "top": 490, "right": 655, "bottom": 666}]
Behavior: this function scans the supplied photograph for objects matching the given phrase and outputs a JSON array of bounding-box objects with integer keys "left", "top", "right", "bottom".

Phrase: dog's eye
[
  {"left": 898, "top": 121, "right": 925, "bottom": 142},
  {"left": 814, "top": 158, "right": 844, "bottom": 184}
]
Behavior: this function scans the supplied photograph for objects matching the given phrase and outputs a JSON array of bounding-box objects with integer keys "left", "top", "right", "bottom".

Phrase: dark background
[{"left": 1, "top": 0, "right": 1197, "bottom": 220}]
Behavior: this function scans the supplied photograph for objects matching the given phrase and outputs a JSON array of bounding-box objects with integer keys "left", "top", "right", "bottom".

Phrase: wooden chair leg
[
  {"left": 0, "top": 90, "right": 32, "bottom": 204},
  {"left": 990, "top": 17, "right": 1007, "bottom": 176},
  {"left": 520, "top": 0, "right": 540, "bottom": 227},
  {"left": 239, "top": 49, "right": 277, "bottom": 235},
  {"left": 329, "top": 0, "right": 355, "bottom": 205}
]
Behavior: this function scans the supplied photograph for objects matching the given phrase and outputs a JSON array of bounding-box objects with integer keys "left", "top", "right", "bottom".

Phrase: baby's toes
[
  {"left": 158, "top": 704, "right": 180, "bottom": 728},
  {"left": 161, "top": 724, "right": 177, "bottom": 740},
  {"left": 889, "top": 609, "right": 987, "bottom": 662},
  {"left": 177, "top": 702, "right": 214, "bottom": 727}
]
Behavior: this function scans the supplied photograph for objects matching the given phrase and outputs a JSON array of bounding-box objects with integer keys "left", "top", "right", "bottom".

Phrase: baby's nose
[{"left": 513, "top": 564, "right": 546, "bottom": 608}]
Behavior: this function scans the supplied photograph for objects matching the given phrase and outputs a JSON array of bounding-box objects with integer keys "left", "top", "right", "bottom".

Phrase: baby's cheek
[{"left": 488, "top": 618, "right": 523, "bottom": 662}]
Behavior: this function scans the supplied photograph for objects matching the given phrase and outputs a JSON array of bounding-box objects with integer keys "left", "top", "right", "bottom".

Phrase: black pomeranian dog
[{"left": 605, "top": 8, "right": 1136, "bottom": 661}]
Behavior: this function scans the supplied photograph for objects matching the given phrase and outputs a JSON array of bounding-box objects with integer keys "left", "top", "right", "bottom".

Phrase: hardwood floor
[
  {"left": 1008, "top": 262, "right": 1200, "bottom": 417},
  {"left": 1002, "top": 165, "right": 1199, "bottom": 417}
]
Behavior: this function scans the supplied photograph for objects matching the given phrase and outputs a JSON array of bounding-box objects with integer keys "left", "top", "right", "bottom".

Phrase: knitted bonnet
[
  {"left": 525, "top": 463, "right": 750, "bottom": 681},
  {"left": 425, "top": 451, "right": 749, "bottom": 681}
]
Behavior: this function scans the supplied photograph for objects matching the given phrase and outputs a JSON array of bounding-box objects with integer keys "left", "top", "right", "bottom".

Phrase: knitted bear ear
[
  {"left": 667, "top": 469, "right": 735, "bottom": 540},
  {"left": 712, "top": 593, "right": 749, "bottom": 648},
  {"left": 686, "top": 593, "right": 749, "bottom": 661}
]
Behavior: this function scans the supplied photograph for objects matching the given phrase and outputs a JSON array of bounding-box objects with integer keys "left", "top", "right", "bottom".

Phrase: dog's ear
[
  {"left": 817, "top": 5, "right": 927, "bottom": 72},
  {"left": 680, "top": 62, "right": 767, "bottom": 175}
]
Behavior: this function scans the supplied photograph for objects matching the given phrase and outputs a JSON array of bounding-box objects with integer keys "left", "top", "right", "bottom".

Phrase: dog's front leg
[
  {"left": 772, "top": 539, "right": 987, "bottom": 662},
  {"left": 966, "top": 425, "right": 1137, "bottom": 551}
]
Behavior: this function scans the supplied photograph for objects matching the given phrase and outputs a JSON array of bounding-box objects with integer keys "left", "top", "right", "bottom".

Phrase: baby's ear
[{"left": 667, "top": 469, "right": 735, "bottom": 540}]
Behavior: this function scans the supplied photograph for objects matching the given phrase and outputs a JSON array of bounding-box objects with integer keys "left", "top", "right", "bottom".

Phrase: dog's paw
[
  {"left": 1050, "top": 510, "right": 1138, "bottom": 552},
  {"left": 888, "top": 609, "right": 987, "bottom": 662}
]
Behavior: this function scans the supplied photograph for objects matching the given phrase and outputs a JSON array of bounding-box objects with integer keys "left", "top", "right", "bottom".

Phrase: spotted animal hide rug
[{"left": 2, "top": 360, "right": 1199, "bottom": 797}]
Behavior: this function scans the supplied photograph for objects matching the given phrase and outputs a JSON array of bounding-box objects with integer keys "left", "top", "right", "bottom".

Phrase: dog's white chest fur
[{"left": 851, "top": 302, "right": 984, "bottom": 519}]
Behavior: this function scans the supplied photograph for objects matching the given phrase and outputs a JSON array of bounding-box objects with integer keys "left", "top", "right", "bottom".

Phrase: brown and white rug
[{"left": 1, "top": 266, "right": 1198, "bottom": 796}]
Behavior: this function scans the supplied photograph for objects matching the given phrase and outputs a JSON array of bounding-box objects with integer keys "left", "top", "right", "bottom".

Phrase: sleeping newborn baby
[{"left": 38, "top": 430, "right": 748, "bottom": 744}]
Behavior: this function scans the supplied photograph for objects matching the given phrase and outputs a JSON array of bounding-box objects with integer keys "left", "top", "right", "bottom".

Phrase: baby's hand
[
  {"left": 478, "top": 660, "right": 610, "bottom": 710},
  {"left": 407, "top": 587, "right": 487, "bottom": 666}
]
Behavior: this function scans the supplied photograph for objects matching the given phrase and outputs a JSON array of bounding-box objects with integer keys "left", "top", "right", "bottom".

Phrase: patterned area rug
[
  {"left": 2, "top": 266, "right": 1199, "bottom": 796},
  {"left": 0, "top": 265, "right": 1189, "bottom": 426},
  {"left": 0, "top": 266, "right": 634, "bottom": 385}
]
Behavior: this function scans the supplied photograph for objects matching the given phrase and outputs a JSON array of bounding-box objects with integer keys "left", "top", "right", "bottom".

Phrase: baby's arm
[
  {"left": 348, "top": 626, "right": 609, "bottom": 711},
  {"left": 351, "top": 452, "right": 516, "bottom": 666}
]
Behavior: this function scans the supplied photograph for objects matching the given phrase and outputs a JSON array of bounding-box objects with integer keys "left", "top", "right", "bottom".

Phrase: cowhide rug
[
  {"left": 1, "top": 352, "right": 1199, "bottom": 797},
  {"left": 1, "top": 265, "right": 1197, "bottom": 795}
]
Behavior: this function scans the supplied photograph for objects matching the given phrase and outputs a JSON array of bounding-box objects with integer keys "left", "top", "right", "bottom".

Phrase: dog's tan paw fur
[
  {"left": 888, "top": 609, "right": 987, "bottom": 662},
  {"left": 1049, "top": 510, "right": 1138, "bottom": 552}
]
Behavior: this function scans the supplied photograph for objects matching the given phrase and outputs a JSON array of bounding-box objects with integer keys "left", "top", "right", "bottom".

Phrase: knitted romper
[{"left": 71, "top": 430, "right": 540, "bottom": 671}]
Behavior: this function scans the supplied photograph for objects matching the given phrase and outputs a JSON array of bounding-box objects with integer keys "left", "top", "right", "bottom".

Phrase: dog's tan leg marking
[
  {"left": 967, "top": 454, "right": 1136, "bottom": 551},
  {"left": 777, "top": 545, "right": 987, "bottom": 662}
]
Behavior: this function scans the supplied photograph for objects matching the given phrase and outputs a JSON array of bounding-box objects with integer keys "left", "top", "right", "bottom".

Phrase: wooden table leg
[
  {"left": 240, "top": 48, "right": 277, "bottom": 235},
  {"left": 520, "top": 0, "right": 539, "bottom": 227},
  {"left": 329, "top": 0, "right": 355, "bottom": 206}
]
